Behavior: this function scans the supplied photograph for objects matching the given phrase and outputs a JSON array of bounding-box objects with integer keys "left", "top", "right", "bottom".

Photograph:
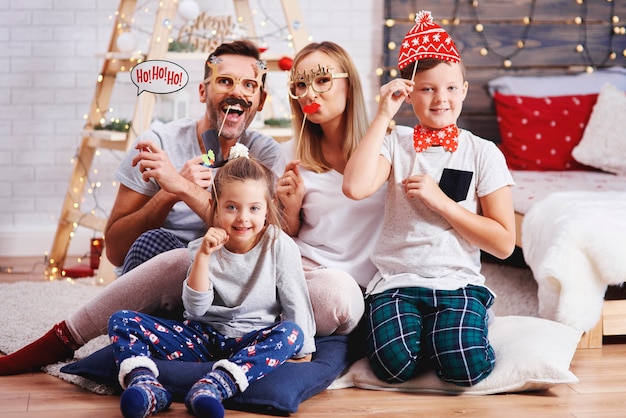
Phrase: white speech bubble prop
[{"left": 131, "top": 60, "right": 189, "bottom": 96}]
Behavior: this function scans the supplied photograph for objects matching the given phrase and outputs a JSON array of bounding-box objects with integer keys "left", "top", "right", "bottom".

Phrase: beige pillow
[
  {"left": 330, "top": 316, "right": 581, "bottom": 395},
  {"left": 572, "top": 83, "right": 626, "bottom": 175}
]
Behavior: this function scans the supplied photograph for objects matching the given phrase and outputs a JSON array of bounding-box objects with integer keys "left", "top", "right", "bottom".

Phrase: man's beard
[{"left": 210, "top": 110, "right": 250, "bottom": 140}]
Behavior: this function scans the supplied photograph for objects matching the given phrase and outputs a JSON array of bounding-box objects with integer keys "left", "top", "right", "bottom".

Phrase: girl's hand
[{"left": 198, "top": 227, "right": 229, "bottom": 256}]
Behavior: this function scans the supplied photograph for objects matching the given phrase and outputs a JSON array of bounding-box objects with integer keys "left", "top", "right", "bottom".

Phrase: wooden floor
[{"left": 2, "top": 257, "right": 626, "bottom": 417}]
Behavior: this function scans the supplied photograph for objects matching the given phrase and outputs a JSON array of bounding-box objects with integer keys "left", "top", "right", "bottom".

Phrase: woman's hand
[
  {"left": 277, "top": 160, "right": 305, "bottom": 207},
  {"left": 277, "top": 160, "right": 305, "bottom": 236}
]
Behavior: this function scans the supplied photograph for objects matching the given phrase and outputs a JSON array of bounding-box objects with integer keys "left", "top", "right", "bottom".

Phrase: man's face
[{"left": 200, "top": 54, "right": 266, "bottom": 141}]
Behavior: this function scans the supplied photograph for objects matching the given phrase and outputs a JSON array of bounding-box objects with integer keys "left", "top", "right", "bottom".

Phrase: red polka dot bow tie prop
[{"left": 413, "top": 124, "right": 459, "bottom": 153}]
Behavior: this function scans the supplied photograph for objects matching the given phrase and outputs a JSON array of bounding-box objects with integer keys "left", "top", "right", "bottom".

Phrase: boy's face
[{"left": 406, "top": 62, "right": 468, "bottom": 130}]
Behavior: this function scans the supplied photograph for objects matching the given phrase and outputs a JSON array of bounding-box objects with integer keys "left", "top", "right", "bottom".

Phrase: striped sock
[
  {"left": 121, "top": 367, "right": 172, "bottom": 418},
  {"left": 184, "top": 368, "right": 238, "bottom": 418}
]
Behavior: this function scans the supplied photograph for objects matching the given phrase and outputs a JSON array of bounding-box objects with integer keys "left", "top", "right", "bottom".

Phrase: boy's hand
[
  {"left": 377, "top": 78, "right": 414, "bottom": 120},
  {"left": 403, "top": 174, "right": 450, "bottom": 213}
]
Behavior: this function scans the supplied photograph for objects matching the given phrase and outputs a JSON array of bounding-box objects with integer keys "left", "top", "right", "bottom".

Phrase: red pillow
[{"left": 493, "top": 92, "right": 598, "bottom": 170}]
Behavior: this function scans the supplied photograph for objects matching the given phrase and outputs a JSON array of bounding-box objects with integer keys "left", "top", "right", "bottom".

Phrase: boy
[{"left": 343, "top": 10, "right": 516, "bottom": 386}]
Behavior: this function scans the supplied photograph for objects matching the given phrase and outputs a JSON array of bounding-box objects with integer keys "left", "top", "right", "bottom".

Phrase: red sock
[{"left": 0, "top": 321, "right": 81, "bottom": 375}]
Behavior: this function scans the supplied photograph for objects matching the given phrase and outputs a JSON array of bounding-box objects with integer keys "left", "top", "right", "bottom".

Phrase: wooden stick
[{"left": 217, "top": 106, "right": 231, "bottom": 137}]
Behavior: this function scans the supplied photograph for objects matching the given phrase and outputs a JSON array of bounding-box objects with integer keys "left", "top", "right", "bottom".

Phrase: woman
[{"left": 274, "top": 41, "right": 386, "bottom": 335}]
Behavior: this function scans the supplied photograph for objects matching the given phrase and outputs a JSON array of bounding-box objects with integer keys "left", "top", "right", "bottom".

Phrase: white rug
[{"left": 0, "top": 261, "right": 537, "bottom": 393}]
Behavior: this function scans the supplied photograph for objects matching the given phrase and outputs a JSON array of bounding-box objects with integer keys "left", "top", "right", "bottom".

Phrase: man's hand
[{"left": 132, "top": 140, "right": 213, "bottom": 198}]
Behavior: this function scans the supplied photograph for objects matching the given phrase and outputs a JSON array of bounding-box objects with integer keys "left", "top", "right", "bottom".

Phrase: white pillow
[
  {"left": 572, "top": 83, "right": 626, "bottom": 175},
  {"left": 488, "top": 66, "right": 626, "bottom": 97},
  {"left": 330, "top": 316, "right": 581, "bottom": 395}
]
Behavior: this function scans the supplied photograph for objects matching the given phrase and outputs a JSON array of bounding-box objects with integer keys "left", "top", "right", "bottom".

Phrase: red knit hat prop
[{"left": 398, "top": 10, "right": 460, "bottom": 70}]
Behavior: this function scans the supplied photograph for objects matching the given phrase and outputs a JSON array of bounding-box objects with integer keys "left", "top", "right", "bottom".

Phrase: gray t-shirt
[
  {"left": 366, "top": 126, "right": 515, "bottom": 295},
  {"left": 183, "top": 225, "right": 316, "bottom": 356},
  {"left": 114, "top": 118, "right": 280, "bottom": 244}
]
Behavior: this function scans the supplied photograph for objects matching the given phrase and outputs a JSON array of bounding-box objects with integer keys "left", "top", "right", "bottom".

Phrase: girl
[
  {"left": 274, "top": 41, "right": 387, "bottom": 336},
  {"left": 108, "top": 155, "right": 316, "bottom": 418}
]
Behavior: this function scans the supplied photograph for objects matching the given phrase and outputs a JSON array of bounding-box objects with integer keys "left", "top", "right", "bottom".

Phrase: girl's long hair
[{"left": 289, "top": 41, "right": 369, "bottom": 173}]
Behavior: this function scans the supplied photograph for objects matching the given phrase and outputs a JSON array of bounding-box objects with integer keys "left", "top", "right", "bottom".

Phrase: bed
[{"left": 487, "top": 68, "right": 626, "bottom": 348}]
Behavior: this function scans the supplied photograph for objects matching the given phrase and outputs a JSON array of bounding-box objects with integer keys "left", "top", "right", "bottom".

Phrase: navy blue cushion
[{"left": 61, "top": 335, "right": 352, "bottom": 415}]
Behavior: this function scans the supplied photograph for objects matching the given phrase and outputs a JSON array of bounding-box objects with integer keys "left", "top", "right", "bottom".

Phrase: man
[
  {"left": 104, "top": 40, "right": 281, "bottom": 273},
  {"left": 0, "top": 40, "right": 286, "bottom": 376}
]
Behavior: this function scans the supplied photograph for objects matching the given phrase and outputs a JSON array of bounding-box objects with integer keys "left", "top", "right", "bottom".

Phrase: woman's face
[{"left": 292, "top": 51, "right": 349, "bottom": 128}]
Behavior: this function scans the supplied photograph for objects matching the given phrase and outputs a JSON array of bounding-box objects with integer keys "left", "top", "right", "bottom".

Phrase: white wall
[{"left": 0, "top": 0, "right": 384, "bottom": 257}]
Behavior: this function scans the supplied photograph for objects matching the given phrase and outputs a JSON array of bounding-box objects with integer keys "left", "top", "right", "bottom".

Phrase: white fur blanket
[{"left": 522, "top": 190, "right": 626, "bottom": 331}]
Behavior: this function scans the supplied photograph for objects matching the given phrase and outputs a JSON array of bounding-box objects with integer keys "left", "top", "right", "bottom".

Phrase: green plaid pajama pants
[{"left": 365, "top": 285, "right": 495, "bottom": 387}]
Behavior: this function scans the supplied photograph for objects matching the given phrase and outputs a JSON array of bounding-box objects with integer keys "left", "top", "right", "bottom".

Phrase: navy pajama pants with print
[
  {"left": 365, "top": 285, "right": 495, "bottom": 387},
  {"left": 108, "top": 310, "right": 304, "bottom": 384}
]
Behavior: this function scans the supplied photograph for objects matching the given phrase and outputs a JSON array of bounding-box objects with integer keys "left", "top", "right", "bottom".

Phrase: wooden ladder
[{"left": 47, "top": 0, "right": 308, "bottom": 281}]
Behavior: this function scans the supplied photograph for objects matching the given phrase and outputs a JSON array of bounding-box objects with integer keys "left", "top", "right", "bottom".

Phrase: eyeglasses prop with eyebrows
[
  {"left": 288, "top": 64, "right": 349, "bottom": 99},
  {"left": 204, "top": 55, "right": 267, "bottom": 97}
]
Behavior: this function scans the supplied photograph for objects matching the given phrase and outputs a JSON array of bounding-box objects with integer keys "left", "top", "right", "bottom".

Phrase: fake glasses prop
[
  {"left": 288, "top": 72, "right": 348, "bottom": 99},
  {"left": 204, "top": 74, "right": 261, "bottom": 97}
]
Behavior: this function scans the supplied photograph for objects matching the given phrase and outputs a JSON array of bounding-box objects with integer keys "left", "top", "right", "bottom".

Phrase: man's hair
[{"left": 203, "top": 40, "right": 267, "bottom": 90}]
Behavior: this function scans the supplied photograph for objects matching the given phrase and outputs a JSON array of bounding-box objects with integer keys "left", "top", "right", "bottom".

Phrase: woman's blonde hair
[
  {"left": 288, "top": 42, "right": 369, "bottom": 173},
  {"left": 208, "top": 157, "right": 282, "bottom": 236}
]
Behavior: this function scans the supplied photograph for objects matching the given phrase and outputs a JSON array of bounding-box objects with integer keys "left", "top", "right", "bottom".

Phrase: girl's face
[
  {"left": 215, "top": 178, "right": 268, "bottom": 253},
  {"left": 407, "top": 62, "right": 468, "bottom": 130},
  {"left": 293, "top": 51, "right": 349, "bottom": 127}
]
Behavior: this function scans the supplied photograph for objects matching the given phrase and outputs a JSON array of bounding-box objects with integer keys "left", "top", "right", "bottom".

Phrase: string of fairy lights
[
  {"left": 52, "top": 0, "right": 300, "bottom": 279},
  {"left": 380, "top": 0, "right": 625, "bottom": 79},
  {"left": 48, "top": 0, "right": 625, "bottom": 279}
]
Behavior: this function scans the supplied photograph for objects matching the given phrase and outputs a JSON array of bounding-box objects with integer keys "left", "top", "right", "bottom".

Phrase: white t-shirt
[
  {"left": 273, "top": 140, "right": 386, "bottom": 287},
  {"left": 366, "top": 127, "right": 515, "bottom": 295}
]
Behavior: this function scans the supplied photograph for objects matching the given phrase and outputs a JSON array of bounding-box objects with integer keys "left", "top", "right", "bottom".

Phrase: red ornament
[
  {"left": 258, "top": 46, "right": 268, "bottom": 53},
  {"left": 278, "top": 56, "right": 293, "bottom": 71},
  {"left": 303, "top": 102, "right": 320, "bottom": 114}
]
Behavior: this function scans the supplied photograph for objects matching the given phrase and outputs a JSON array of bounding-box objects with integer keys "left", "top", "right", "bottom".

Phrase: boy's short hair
[{"left": 400, "top": 58, "right": 466, "bottom": 81}]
